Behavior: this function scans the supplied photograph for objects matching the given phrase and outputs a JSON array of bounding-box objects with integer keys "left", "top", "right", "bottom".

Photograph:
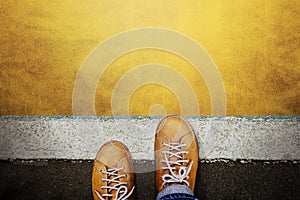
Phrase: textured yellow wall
[{"left": 0, "top": 0, "right": 299, "bottom": 116}]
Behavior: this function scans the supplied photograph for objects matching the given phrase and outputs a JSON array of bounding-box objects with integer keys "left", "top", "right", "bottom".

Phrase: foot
[
  {"left": 92, "top": 140, "right": 135, "bottom": 200},
  {"left": 155, "top": 114, "right": 198, "bottom": 193}
]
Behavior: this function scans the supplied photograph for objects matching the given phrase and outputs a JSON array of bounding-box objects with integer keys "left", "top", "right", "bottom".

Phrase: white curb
[{"left": 0, "top": 117, "right": 299, "bottom": 160}]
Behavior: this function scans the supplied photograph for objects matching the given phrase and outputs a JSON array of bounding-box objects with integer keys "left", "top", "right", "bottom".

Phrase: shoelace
[
  {"left": 94, "top": 167, "right": 134, "bottom": 200},
  {"left": 161, "top": 142, "right": 193, "bottom": 187}
]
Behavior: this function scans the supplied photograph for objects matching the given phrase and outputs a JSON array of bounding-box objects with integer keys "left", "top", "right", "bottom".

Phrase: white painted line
[{"left": 0, "top": 117, "right": 299, "bottom": 160}]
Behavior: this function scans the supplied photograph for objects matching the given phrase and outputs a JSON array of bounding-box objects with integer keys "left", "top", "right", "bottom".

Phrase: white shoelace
[
  {"left": 94, "top": 167, "right": 134, "bottom": 200},
  {"left": 161, "top": 142, "right": 193, "bottom": 187}
]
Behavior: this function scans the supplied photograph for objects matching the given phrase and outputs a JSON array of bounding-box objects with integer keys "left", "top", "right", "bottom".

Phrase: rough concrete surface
[
  {"left": 0, "top": 160, "right": 299, "bottom": 200},
  {"left": 0, "top": 117, "right": 299, "bottom": 161}
]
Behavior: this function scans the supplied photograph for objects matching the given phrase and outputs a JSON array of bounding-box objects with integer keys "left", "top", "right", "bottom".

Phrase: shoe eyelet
[{"left": 125, "top": 174, "right": 128, "bottom": 178}]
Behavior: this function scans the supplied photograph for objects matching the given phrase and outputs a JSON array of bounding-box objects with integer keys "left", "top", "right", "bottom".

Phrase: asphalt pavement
[{"left": 0, "top": 160, "right": 299, "bottom": 200}]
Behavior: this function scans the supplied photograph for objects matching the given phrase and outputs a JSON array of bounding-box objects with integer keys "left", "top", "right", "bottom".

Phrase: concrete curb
[{"left": 0, "top": 117, "right": 299, "bottom": 160}]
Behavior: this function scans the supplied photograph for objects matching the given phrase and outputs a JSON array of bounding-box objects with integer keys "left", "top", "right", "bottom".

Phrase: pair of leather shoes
[{"left": 92, "top": 114, "right": 198, "bottom": 200}]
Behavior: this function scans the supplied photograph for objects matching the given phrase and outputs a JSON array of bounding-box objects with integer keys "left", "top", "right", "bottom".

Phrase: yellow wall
[{"left": 0, "top": 0, "right": 299, "bottom": 116}]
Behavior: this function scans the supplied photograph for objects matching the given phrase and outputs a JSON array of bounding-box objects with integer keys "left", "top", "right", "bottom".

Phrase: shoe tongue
[
  {"left": 169, "top": 146, "right": 180, "bottom": 162},
  {"left": 170, "top": 155, "right": 179, "bottom": 163},
  {"left": 108, "top": 157, "right": 132, "bottom": 199},
  {"left": 100, "top": 146, "right": 130, "bottom": 199},
  {"left": 109, "top": 175, "right": 118, "bottom": 198}
]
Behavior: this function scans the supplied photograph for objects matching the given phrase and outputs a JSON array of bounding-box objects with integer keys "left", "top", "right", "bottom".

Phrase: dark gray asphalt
[{"left": 0, "top": 160, "right": 299, "bottom": 200}]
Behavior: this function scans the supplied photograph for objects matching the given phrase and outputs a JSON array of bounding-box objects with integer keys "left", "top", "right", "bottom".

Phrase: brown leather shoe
[
  {"left": 92, "top": 141, "right": 135, "bottom": 200},
  {"left": 155, "top": 114, "right": 198, "bottom": 193}
]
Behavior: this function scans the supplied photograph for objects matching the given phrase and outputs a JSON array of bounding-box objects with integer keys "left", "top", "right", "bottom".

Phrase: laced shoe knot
[
  {"left": 94, "top": 167, "right": 134, "bottom": 200},
  {"left": 161, "top": 142, "right": 193, "bottom": 187}
]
